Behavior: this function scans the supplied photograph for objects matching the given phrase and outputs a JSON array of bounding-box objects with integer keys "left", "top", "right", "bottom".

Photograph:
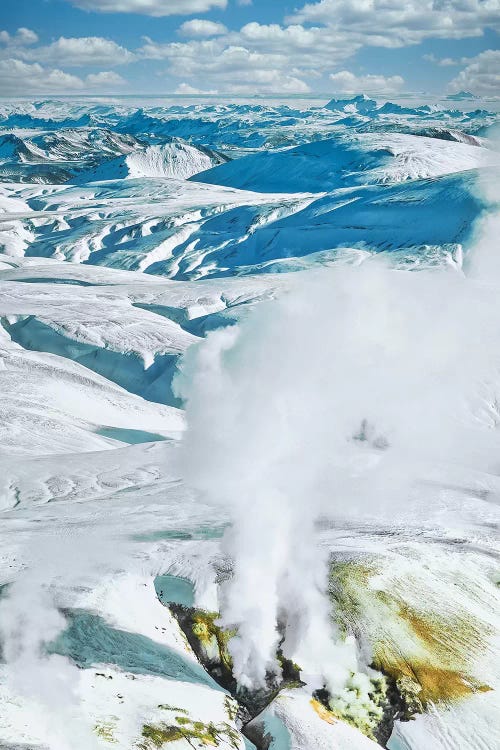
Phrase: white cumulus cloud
[
  {"left": 66, "top": 0, "right": 227, "bottom": 16},
  {"left": 139, "top": 21, "right": 357, "bottom": 94},
  {"left": 448, "top": 50, "right": 500, "bottom": 97},
  {"left": 19, "top": 36, "right": 135, "bottom": 67},
  {"left": 142, "top": 36, "right": 312, "bottom": 93},
  {"left": 132, "top": 1, "right": 500, "bottom": 95},
  {"left": 175, "top": 82, "right": 218, "bottom": 94},
  {"left": 18, "top": 0, "right": 498, "bottom": 95},
  {"left": 179, "top": 19, "right": 228, "bottom": 37},
  {"left": 0, "top": 58, "right": 128, "bottom": 94},
  {"left": 0, "top": 59, "right": 84, "bottom": 94},
  {"left": 86, "top": 70, "right": 127, "bottom": 87},
  {"left": 0, "top": 27, "right": 39, "bottom": 46},
  {"left": 14, "top": 27, "right": 39, "bottom": 45},
  {"left": 289, "top": 0, "right": 500, "bottom": 47},
  {"left": 329, "top": 70, "right": 405, "bottom": 95},
  {"left": 423, "top": 53, "right": 472, "bottom": 67}
]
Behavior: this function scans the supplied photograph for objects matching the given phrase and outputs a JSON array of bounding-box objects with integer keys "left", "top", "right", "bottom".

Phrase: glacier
[{"left": 0, "top": 94, "right": 499, "bottom": 750}]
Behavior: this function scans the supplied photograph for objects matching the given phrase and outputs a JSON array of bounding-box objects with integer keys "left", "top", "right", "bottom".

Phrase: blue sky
[{"left": 0, "top": 0, "right": 498, "bottom": 97}]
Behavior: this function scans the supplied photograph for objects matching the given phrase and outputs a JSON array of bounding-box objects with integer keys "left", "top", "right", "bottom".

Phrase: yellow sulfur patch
[
  {"left": 373, "top": 655, "right": 492, "bottom": 708},
  {"left": 94, "top": 720, "right": 118, "bottom": 744},
  {"left": 310, "top": 698, "right": 337, "bottom": 724},
  {"left": 330, "top": 557, "right": 495, "bottom": 711}
]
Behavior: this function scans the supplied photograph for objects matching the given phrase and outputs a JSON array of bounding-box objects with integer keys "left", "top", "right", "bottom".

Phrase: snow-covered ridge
[
  {"left": 75, "top": 142, "right": 228, "bottom": 183},
  {"left": 194, "top": 132, "right": 498, "bottom": 192},
  {"left": 0, "top": 130, "right": 226, "bottom": 184},
  {"left": 0, "top": 128, "right": 141, "bottom": 184}
]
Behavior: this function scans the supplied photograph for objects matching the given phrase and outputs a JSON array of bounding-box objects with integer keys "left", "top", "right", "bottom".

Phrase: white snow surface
[{"left": 0, "top": 96, "right": 499, "bottom": 750}]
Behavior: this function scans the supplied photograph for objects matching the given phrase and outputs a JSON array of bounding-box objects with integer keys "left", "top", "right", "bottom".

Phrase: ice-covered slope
[
  {"left": 0, "top": 326, "right": 183, "bottom": 456},
  {"left": 0, "top": 255, "right": 287, "bottom": 405},
  {"left": 0, "top": 178, "right": 318, "bottom": 276},
  {"left": 0, "top": 163, "right": 489, "bottom": 278}
]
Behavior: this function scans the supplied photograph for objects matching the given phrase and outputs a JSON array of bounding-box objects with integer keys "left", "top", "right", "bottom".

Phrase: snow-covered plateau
[{"left": 0, "top": 95, "right": 499, "bottom": 750}]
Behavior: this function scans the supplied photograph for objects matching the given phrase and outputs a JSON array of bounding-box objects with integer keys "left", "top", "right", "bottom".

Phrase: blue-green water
[
  {"left": 388, "top": 734, "right": 413, "bottom": 750},
  {"left": 97, "top": 426, "right": 168, "bottom": 444},
  {"left": 154, "top": 574, "right": 195, "bottom": 607},
  {"left": 133, "top": 523, "right": 227, "bottom": 543},
  {"left": 50, "top": 610, "right": 221, "bottom": 689},
  {"left": 262, "top": 714, "right": 292, "bottom": 750}
]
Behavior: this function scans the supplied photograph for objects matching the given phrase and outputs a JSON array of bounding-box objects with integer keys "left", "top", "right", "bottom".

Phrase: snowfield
[{"left": 0, "top": 96, "right": 499, "bottom": 750}]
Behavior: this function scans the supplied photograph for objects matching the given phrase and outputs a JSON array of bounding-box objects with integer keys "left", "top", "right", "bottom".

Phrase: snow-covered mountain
[
  {"left": 194, "top": 131, "right": 496, "bottom": 191},
  {"left": 0, "top": 96, "right": 499, "bottom": 750},
  {"left": 75, "top": 142, "right": 228, "bottom": 183}
]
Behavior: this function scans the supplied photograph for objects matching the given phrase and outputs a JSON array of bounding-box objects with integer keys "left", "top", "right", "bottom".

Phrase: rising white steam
[
  {"left": 0, "top": 529, "right": 131, "bottom": 750},
  {"left": 467, "top": 127, "right": 500, "bottom": 280},
  {"left": 0, "top": 583, "right": 94, "bottom": 750},
  {"left": 174, "top": 172, "right": 500, "bottom": 691}
]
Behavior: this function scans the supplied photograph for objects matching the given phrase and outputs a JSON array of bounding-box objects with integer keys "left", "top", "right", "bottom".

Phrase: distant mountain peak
[
  {"left": 325, "top": 93, "right": 378, "bottom": 113},
  {"left": 446, "top": 91, "right": 477, "bottom": 101}
]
